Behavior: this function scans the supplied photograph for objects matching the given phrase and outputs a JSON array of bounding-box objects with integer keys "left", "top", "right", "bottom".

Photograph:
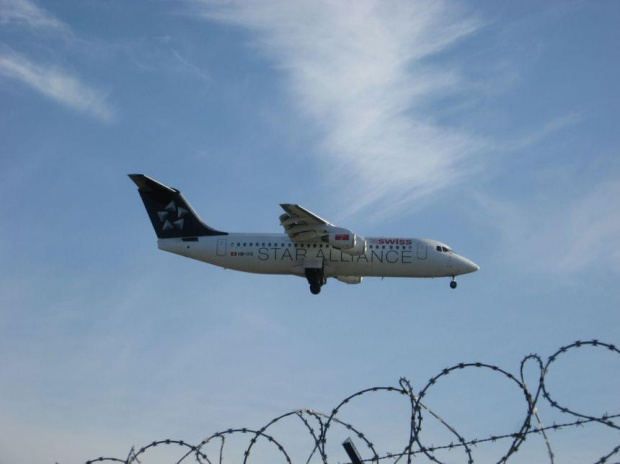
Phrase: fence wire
[{"left": 86, "top": 339, "right": 619, "bottom": 464}]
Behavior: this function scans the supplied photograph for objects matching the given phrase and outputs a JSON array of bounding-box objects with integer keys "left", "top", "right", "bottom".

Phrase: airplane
[{"left": 129, "top": 174, "right": 479, "bottom": 294}]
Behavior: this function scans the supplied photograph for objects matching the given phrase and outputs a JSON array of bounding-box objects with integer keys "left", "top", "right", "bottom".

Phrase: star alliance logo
[{"left": 157, "top": 201, "right": 188, "bottom": 231}]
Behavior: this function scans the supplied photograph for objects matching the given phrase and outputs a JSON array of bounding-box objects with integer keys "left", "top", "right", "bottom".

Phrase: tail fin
[{"left": 129, "top": 174, "right": 227, "bottom": 238}]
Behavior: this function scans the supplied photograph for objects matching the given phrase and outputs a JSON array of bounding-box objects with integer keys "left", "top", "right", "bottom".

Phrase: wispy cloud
[
  {"left": 0, "top": 0, "right": 68, "bottom": 32},
  {"left": 477, "top": 179, "right": 620, "bottom": 274},
  {"left": 0, "top": 1, "right": 115, "bottom": 121},
  {"left": 506, "top": 112, "right": 583, "bottom": 152},
  {"left": 0, "top": 48, "right": 115, "bottom": 122},
  {"left": 170, "top": 48, "right": 210, "bottom": 81},
  {"left": 192, "top": 0, "right": 485, "bottom": 216}
]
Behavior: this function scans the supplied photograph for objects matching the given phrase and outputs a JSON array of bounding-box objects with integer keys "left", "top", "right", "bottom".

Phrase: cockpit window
[
  {"left": 437, "top": 245, "right": 453, "bottom": 253},
  {"left": 436, "top": 246, "right": 442, "bottom": 252}
]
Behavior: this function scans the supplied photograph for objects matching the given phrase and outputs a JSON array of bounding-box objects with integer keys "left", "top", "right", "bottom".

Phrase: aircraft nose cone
[{"left": 457, "top": 256, "right": 480, "bottom": 274}]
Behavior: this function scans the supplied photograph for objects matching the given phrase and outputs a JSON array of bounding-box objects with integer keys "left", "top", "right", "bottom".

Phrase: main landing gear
[
  {"left": 305, "top": 267, "right": 326, "bottom": 295},
  {"left": 450, "top": 277, "right": 457, "bottom": 289}
]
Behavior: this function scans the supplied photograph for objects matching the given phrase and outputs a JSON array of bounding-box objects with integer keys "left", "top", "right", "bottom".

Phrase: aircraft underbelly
[{"left": 328, "top": 261, "right": 430, "bottom": 278}]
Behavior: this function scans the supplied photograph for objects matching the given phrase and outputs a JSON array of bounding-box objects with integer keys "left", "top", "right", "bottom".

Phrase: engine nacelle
[
  {"left": 323, "top": 229, "right": 367, "bottom": 256},
  {"left": 336, "top": 276, "right": 363, "bottom": 285}
]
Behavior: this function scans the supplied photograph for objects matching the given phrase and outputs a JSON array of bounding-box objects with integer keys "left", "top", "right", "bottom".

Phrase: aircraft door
[
  {"left": 416, "top": 242, "right": 427, "bottom": 260},
  {"left": 216, "top": 238, "right": 227, "bottom": 256}
]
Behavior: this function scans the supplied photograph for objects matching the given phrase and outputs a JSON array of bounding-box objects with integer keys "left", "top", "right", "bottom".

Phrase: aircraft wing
[{"left": 279, "top": 204, "right": 334, "bottom": 242}]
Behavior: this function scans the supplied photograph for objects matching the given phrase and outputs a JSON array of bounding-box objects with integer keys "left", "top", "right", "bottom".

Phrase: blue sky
[{"left": 1, "top": 1, "right": 619, "bottom": 462}]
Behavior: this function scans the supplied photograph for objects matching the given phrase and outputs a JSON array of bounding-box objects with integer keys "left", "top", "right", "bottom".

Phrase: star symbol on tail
[{"left": 157, "top": 201, "right": 188, "bottom": 231}]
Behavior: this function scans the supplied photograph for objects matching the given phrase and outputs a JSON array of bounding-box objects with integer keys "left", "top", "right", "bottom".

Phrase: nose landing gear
[{"left": 450, "top": 277, "right": 457, "bottom": 289}]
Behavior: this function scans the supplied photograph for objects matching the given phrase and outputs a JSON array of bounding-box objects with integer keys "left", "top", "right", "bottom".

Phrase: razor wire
[{"left": 85, "top": 339, "right": 619, "bottom": 464}]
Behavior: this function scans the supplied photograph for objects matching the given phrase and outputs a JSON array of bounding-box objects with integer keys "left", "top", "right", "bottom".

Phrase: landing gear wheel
[
  {"left": 450, "top": 279, "right": 457, "bottom": 289},
  {"left": 305, "top": 265, "right": 325, "bottom": 295},
  {"left": 310, "top": 284, "right": 321, "bottom": 295}
]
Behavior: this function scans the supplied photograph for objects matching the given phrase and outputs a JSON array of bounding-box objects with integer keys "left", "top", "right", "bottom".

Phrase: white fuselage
[{"left": 158, "top": 233, "right": 479, "bottom": 280}]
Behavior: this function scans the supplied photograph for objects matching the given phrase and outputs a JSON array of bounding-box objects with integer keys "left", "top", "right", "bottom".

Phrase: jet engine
[
  {"left": 336, "top": 276, "right": 363, "bottom": 284},
  {"left": 322, "top": 228, "right": 367, "bottom": 256}
]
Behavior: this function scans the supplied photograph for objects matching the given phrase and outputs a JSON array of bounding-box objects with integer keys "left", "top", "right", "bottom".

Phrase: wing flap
[
  {"left": 280, "top": 204, "right": 331, "bottom": 226},
  {"left": 279, "top": 204, "right": 333, "bottom": 242}
]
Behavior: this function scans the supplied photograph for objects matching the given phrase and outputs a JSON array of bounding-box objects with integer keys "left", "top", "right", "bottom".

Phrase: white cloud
[
  {"left": 477, "top": 179, "right": 620, "bottom": 274},
  {"left": 555, "top": 180, "right": 620, "bottom": 271},
  {"left": 170, "top": 48, "right": 210, "bottom": 80},
  {"left": 192, "top": 0, "right": 485, "bottom": 216},
  {"left": 0, "top": 1, "right": 115, "bottom": 122},
  {"left": 0, "top": 49, "right": 115, "bottom": 122},
  {"left": 506, "top": 112, "right": 583, "bottom": 152},
  {"left": 0, "top": 0, "right": 68, "bottom": 31}
]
